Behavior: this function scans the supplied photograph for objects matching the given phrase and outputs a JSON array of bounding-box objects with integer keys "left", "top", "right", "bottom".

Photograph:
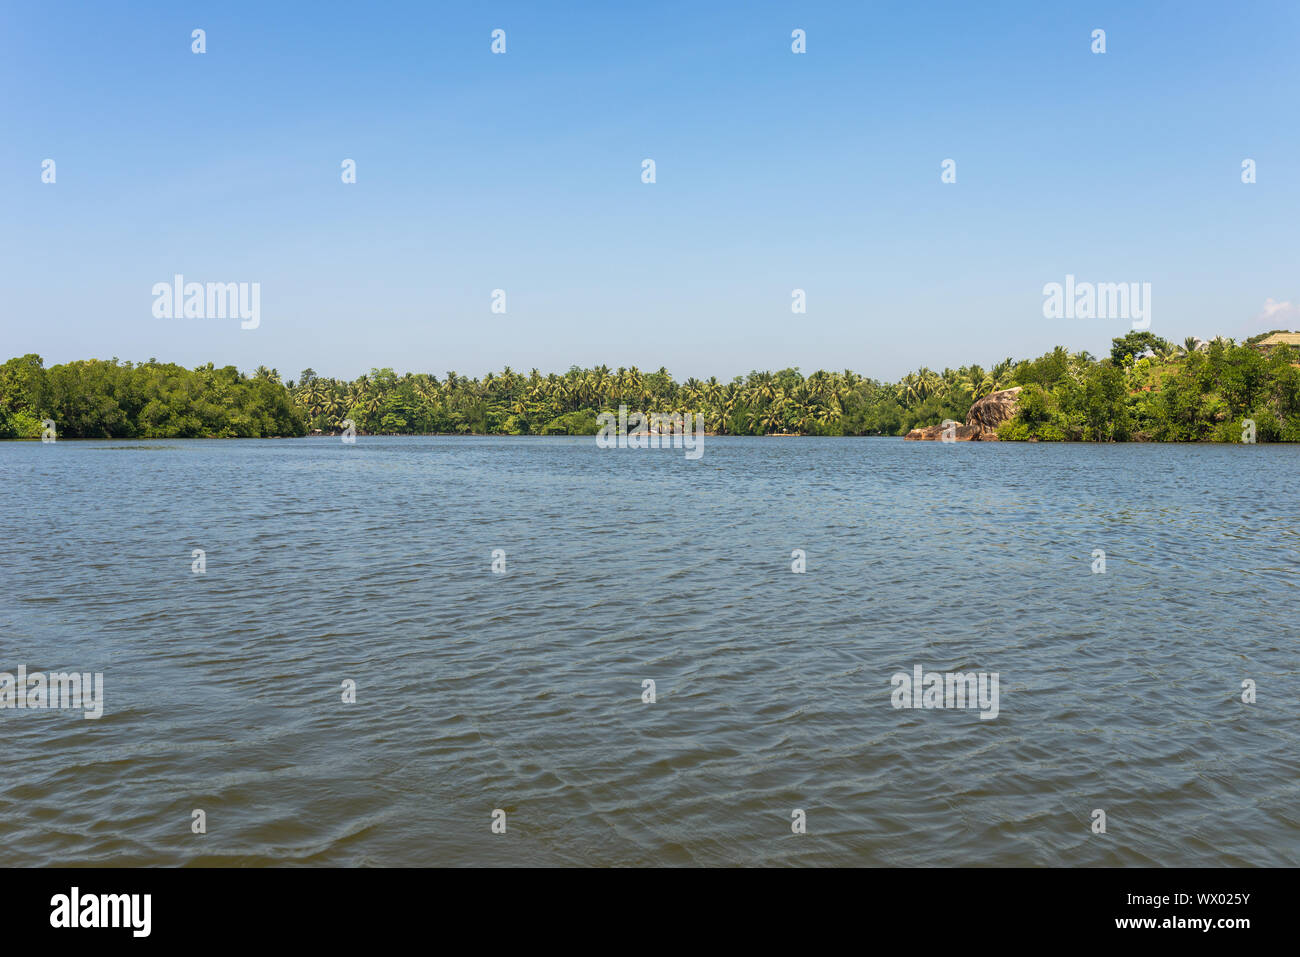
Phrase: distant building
[{"left": 1253, "top": 332, "right": 1300, "bottom": 351}]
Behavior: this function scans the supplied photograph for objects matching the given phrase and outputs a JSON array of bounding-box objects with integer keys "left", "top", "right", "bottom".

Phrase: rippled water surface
[{"left": 1, "top": 437, "right": 1297, "bottom": 866}]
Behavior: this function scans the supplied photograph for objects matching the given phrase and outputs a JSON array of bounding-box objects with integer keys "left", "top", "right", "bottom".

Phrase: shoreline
[{"left": 3, "top": 433, "right": 1290, "bottom": 445}]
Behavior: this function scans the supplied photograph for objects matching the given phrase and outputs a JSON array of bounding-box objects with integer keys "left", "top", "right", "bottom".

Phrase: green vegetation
[
  {"left": 995, "top": 334, "right": 1300, "bottom": 442},
  {"left": 282, "top": 363, "right": 994, "bottom": 438},
  {"left": 3, "top": 333, "right": 1299, "bottom": 440},
  {"left": 0, "top": 356, "right": 304, "bottom": 438}
]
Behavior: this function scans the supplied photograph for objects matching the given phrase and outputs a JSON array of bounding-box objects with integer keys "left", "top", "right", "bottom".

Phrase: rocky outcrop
[
  {"left": 905, "top": 422, "right": 985, "bottom": 441},
  {"left": 965, "top": 387, "right": 1022, "bottom": 431},
  {"left": 904, "top": 387, "right": 1021, "bottom": 441}
]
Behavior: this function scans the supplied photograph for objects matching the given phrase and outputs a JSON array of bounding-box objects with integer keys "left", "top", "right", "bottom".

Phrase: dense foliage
[
  {"left": 0, "top": 356, "right": 305, "bottom": 438},
  {"left": 996, "top": 334, "right": 1300, "bottom": 442},
  {"left": 3, "top": 332, "right": 1299, "bottom": 440},
  {"left": 283, "top": 363, "right": 993, "bottom": 438}
]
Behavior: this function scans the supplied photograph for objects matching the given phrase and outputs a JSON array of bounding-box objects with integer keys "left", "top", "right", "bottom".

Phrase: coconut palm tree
[{"left": 759, "top": 399, "right": 786, "bottom": 434}]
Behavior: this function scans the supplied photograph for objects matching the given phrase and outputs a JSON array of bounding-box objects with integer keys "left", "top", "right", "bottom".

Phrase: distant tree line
[
  {"left": 0, "top": 356, "right": 303, "bottom": 439},
  {"left": 3, "top": 331, "right": 1299, "bottom": 441}
]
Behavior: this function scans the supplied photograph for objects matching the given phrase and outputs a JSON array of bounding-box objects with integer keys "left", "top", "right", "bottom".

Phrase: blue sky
[{"left": 3, "top": 1, "right": 1298, "bottom": 382}]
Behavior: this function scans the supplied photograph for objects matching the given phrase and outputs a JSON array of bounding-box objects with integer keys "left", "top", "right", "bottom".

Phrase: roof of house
[{"left": 1257, "top": 332, "right": 1300, "bottom": 348}]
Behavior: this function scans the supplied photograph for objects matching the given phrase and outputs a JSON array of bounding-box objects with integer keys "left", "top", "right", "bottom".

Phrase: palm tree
[
  {"left": 989, "top": 358, "right": 1015, "bottom": 392},
  {"left": 302, "top": 380, "right": 329, "bottom": 420},
  {"left": 759, "top": 397, "right": 787, "bottom": 434},
  {"left": 958, "top": 365, "right": 988, "bottom": 400}
]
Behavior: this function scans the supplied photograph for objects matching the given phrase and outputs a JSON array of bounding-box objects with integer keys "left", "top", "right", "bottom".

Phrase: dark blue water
[{"left": 1, "top": 437, "right": 1296, "bottom": 865}]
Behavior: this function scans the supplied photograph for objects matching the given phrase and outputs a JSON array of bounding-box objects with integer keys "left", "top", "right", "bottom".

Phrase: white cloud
[{"left": 1251, "top": 297, "right": 1300, "bottom": 329}]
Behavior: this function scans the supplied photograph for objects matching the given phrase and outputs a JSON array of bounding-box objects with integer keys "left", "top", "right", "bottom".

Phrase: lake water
[{"left": 1, "top": 437, "right": 1296, "bottom": 866}]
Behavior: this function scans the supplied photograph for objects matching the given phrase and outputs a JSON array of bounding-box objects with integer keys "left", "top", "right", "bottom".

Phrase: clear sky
[{"left": 3, "top": 1, "right": 1298, "bottom": 383}]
